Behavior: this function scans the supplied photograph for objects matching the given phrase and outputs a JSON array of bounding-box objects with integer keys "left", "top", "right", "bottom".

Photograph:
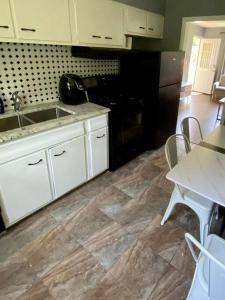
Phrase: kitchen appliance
[
  {"left": 59, "top": 74, "right": 89, "bottom": 105},
  {"left": 120, "top": 50, "right": 184, "bottom": 149},
  {"left": 87, "top": 75, "right": 147, "bottom": 170}
]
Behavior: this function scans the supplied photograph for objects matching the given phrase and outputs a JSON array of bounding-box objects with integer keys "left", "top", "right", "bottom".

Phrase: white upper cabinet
[
  {"left": 147, "top": 12, "right": 164, "bottom": 38},
  {"left": 11, "top": 0, "right": 72, "bottom": 43},
  {"left": 73, "top": 0, "right": 124, "bottom": 47},
  {"left": 125, "top": 6, "right": 147, "bottom": 36},
  {"left": 0, "top": 0, "right": 15, "bottom": 38},
  {"left": 125, "top": 5, "right": 164, "bottom": 39}
]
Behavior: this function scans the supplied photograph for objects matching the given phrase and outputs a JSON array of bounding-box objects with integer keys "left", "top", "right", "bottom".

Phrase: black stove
[{"left": 88, "top": 77, "right": 147, "bottom": 170}]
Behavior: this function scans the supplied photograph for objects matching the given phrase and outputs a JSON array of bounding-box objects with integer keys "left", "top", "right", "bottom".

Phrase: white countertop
[{"left": 0, "top": 101, "right": 110, "bottom": 145}]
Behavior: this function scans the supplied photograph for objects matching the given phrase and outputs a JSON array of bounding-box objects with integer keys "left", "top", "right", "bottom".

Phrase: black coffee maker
[{"left": 59, "top": 74, "right": 88, "bottom": 105}]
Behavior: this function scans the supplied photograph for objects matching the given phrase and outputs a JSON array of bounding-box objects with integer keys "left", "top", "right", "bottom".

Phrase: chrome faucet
[{"left": 12, "top": 91, "right": 22, "bottom": 112}]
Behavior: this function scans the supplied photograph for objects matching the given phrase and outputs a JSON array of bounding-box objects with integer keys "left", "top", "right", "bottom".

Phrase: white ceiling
[{"left": 193, "top": 20, "right": 225, "bottom": 28}]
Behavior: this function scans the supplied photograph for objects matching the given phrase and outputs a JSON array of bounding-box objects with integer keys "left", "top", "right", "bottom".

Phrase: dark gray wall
[
  {"left": 115, "top": 0, "right": 165, "bottom": 14},
  {"left": 133, "top": 0, "right": 225, "bottom": 51},
  {"left": 163, "top": 0, "right": 225, "bottom": 50}
]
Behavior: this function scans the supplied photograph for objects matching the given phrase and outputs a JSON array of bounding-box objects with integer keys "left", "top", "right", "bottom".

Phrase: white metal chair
[
  {"left": 161, "top": 134, "right": 214, "bottom": 244},
  {"left": 212, "top": 75, "right": 225, "bottom": 102},
  {"left": 180, "top": 117, "right": 203, "bottom": 145},
  {"left": 185, "top": 233, "right": 225, "bottom": 300}
]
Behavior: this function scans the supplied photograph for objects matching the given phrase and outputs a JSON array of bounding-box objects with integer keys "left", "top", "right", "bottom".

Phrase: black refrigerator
[{"left": 120, "top": 51, "right": 184, "bottom": 149}]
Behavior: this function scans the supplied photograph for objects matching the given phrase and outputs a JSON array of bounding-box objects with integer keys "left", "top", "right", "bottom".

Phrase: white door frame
[{"left": 180, "top": 15, "right": 225, "bottom": 51}]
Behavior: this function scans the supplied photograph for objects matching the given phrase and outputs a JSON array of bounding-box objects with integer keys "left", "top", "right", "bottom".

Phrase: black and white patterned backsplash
[{"left": 0, "top": 43, "right": 119, "bottom": 110}]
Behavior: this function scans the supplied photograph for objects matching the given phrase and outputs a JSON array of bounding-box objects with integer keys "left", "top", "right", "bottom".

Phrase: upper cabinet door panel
[
  {"left": 0, "top": 0, "right": 15, "bottom": 38},
  {"left": 125, "top": 6, "right": 147, "bottom": 35},
  {"left": 11, "top": 0, "right": 71, "bottom": 42},
  {"left": 74, "top": 0, "right": 124, "bottom": 46},
  {"left": 147, "top": 12, "right": 164, "bottom": 38}
]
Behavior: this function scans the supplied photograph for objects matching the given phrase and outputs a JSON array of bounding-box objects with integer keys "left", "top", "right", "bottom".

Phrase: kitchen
[{"left": 0, "top": 0, "right": 225, "bottom": 299}]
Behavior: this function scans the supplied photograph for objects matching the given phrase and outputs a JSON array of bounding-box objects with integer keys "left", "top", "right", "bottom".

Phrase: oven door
[{"left": 109, "top": 100, "right": 146, "bottom": 170}]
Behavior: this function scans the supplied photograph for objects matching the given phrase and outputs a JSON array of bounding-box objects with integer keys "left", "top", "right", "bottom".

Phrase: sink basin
[
  {"left": 24, "top": 107, "right": 72, "bottom": 124},
  {"left": 0, "top": 115, "right": 33, "bottom": 133}
]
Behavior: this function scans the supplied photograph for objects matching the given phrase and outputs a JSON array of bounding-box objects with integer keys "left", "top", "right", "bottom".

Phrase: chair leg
[
  {"left": 161, "top": 199, "right": 177, "bottom": 226},
  {"left": 200, "top": 221, "right": 209, "bottom": 245}
]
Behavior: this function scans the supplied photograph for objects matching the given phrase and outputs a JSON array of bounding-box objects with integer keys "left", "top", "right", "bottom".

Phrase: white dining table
[{"left": 166, "top": 125, "right": 225, "bottom": 207}]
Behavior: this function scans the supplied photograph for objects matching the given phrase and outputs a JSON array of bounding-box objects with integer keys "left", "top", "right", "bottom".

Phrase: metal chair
[
  {"left": 185, "top": 233, "right": 225, "bottom": 300},
  {"left": 180, "top": 117, "right": 203, "bottom": 145},
  {"left": 161, "top": 134, "right": 214, "bottom": 244}
]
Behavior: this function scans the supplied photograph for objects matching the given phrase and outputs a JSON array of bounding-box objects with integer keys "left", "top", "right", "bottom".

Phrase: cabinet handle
[
  {"left": 54, "top": 150, "right": 66, "bottom": 157},
  {"left": 139, "top": 26, "right": 146, "bottom": 30},
  {"left": 0, "top": 25, "right": 9, "bottom": 29},
  {"left": 105, "top": 36, "right": 112, "bottom": 40},
  {"left": 28, "top": 159, "right": 43, "bottom": 166},
  {"left": 92, "top": 35, "right": 101, "bottom": 39},
  {"left": 97, "top": 134, "right": 106, "bottom": 139},
  {"left": 148, "top": 28, "right": 154, "bottom": 31},
  {"left": 21, "top": 28, "right": 36, "bottom": 32}
]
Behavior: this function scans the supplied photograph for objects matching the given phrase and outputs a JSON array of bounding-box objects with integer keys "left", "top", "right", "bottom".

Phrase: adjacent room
[{"left": 1, "top": 0, "right": 225, "bottom": 299}]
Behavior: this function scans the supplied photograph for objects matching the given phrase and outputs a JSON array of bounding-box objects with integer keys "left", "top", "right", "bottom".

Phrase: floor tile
[
  {"left": 0, "top": 253, "right": 38, "bottom": 300},
  {"left": 92, "top": 185, "right": 132, "bottom": 219},
  {"left": 170, "top": 240, "right": 195, "bottom": 280},
  {"left": 139, "top": 215, "right": 185, "bottom": 263},
  {"left": 21, "top": 224, "right": 81, "bottom": 278},
  {"left": 108, "top": 239, "right": 170, "bottom": 300},
  {"left": 114, "top": 173, "right": 150, "bottom": 198},
  {"left": 17, "top": 281, "right": 54, "bottom": 300},
  {"left": 134, "top": 160, "right": 162, "bottom": 181},
  {"left": 148, "top": 265, "right": 191, "bottom": 300},
  {"left": 0, "top": 234, "right": 19, "bottom": 263},
  {"left": 114, "top": 198, "right": 156, "bottom": 234},
  {"left": 63, "top": 204, "right": 112, "bottom": 244},
  {"left": 78, "top": 273, "right": 135, "bottom": 300},
  {"left": 47, "top": 190, "right": 92, "bottom": 223},
  {"left": 7, "top": 209, "right": 57, "bottom": 251},
  {"left": 43, "top": 247, "right": 106, "bottom": 300},
  {"left": 82, "top": 221, "right": 137, "bottom": 270}
]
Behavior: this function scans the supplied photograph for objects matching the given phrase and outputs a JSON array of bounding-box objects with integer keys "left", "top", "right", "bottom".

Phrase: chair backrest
[
  {"left": 180, "top": 117, "right": 203, "bottom": 145},
  {"left": 185, "top": 233, "right": 225, "bottom": 300},
  {"left": 165, "top": 133, "right": 191, "bottom": 170}
]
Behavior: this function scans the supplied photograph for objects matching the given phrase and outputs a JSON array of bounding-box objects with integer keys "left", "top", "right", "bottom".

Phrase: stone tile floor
[
  {"left": 0, "top": 95, "right": 217, "bottom": 300},
  {"left": 0, "top": 147, "right": 198, "bottom": 300}
]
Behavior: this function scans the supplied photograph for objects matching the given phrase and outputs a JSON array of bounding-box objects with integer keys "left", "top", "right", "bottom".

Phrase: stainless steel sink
[
  {"left": 0, "top": 115, "right": 33, "bottom": 133},
  {"left": 24, "top": 107, "right": 72, "bottom": 124}
]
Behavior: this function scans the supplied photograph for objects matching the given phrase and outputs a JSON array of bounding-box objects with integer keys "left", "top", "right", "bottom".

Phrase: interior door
[{"left": 193, "top": 38, "right": 221, "bottom": 94}]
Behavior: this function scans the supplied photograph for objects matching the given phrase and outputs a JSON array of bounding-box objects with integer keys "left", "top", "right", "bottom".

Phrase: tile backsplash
[{"left": 0, "top": 43, "right": 119, "bottom": 110}]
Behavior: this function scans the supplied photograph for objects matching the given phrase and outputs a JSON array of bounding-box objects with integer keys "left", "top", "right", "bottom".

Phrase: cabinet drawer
[
  {"left": 85, "top": 114, "right": 108, "bottom": 132},
  {"left": 0, "top": 150, "right": 53, "bottom": 227}
]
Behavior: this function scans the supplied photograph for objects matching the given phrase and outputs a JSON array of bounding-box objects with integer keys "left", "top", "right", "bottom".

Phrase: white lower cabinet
[
  {"left": 0, "top": 150, "right": 52, "bottom": 227},
  {"left": 86, "top": 127, "right": 108, "bottom": 179},
  {"left": 0, "top": 115, "right": 108, "bottom": 228},
  {"left": 48, "top": 136, "right": 87, "bottom": 199}
]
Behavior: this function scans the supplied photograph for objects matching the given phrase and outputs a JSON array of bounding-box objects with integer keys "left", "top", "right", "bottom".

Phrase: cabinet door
[
  {"left": 0, "top": 0, "right": 15, "bottom": 38},
  {"left": 0, "top": 151, "right": 52, "bottom": 227},
  {"left": 125, "top": 6, "right": 147, "bottom": 35},
  {"left": 11, "top": 0, "right": 71, "bottom": 42},
  {"left": 87, "top": 127, "right": 108, "bottom": 178},
  {"left": 147, "top": 12, "right": 164, "bottom": 38},
  {"left": 74, "top": 0, "right": 124, "bottom": 47},
  {"left": 49, "top": 137, "right": 87, "bottom": 199}
]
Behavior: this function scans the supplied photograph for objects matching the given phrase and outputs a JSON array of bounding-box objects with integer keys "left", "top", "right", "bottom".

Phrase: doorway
[{"left": 188, "top": 36, "right": 201, "bottom": 84}]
